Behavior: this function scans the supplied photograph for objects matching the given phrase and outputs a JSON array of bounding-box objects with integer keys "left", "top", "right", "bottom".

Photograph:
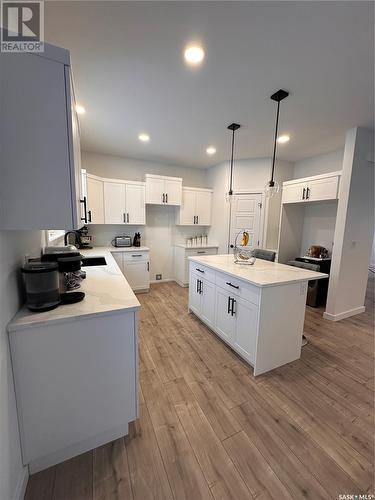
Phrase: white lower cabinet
[
  {"left": 112, "top": 251, "right": 150, "bottom": 292},
  {"left": 189, "top": 263, "right": 259, "bottom": 366},
  {"left": 174, "top": 246, "right": 219, "bottom": 286}
]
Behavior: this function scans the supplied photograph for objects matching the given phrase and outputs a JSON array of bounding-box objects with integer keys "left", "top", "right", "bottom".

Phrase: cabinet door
[
  {"left": 215, "top": 287, "right": 236, "bottom": 343},
  {"left": 165, "top": 179, "right": 182, "bottom": 205},
  {"left": 282, "top": 183, "right": 306, "bottom": 204},
  {"left": 0, "top": 52, "right": 75, "bottom": 230},
  {"left": 189, "top": 272, "right": 202, "bottom": 315},
  {"left": 233, "top": 297, "right": 258, "bottom": 364},
  {"left": 307, "top": 176, "right": 339, "bottom": 202},
  {"left": 195, "top": 191, "right": 212, "bottom": 225},
  {"left": 123, "top": 261, "right": 150, "bottom": 291},
  {"left": 104, "top": 182, "right": 126, "bottom": 224},
  {"left": 178, "top": 189, "right": 196, "bottom": 225},
  {"left": 200, "top": 279, "right": 215, "bottom": 328},
  {"left": 126, "top": 184, "right": 145, "bottom": 225},
  {"left": 145, "top": 177, "right": 165, "bottom": 204},
  {"left": 87, "top": 177, "right": 104, "bottom": 224}
]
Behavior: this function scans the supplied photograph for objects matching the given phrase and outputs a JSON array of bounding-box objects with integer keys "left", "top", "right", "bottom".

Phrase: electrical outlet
[{"left": 156, "top": 274, "right": 162, "bottom": 280}]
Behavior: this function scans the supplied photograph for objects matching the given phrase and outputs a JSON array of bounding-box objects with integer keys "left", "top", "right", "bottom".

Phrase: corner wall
[{"left": 0, "top": 230, "right": 44, "bottom": 500}]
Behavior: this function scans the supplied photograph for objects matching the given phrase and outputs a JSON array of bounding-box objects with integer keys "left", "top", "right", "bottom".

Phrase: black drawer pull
[
  {"left": 131, "top": 254, "right": 143, "bottom": 257},
  {"left": 196, "top": 268, "right": 205, "bottom": 273},
  {"left": 197, "top": 251, "right": 206, "bottom": 254},
  {"left": 226, "top": 282, "right": 239, "bottom": 289}
]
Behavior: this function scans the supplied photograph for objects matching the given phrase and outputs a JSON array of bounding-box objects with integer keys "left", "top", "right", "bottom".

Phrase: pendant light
[
  {"left": 265, "top": 89, "right": 289, "bottom": 198},
  {"left": 226, "top": 122, "right": 241, "bottom": 202}
]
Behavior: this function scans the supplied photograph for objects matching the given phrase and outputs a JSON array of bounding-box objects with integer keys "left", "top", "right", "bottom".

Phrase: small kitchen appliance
[
  {"left": 133, "top": 232, "right": 141, "bottom": 247},
  {"left": 22, "top": 261, "right": 60, "bottom": 312},
  {"left": 112, "top": 235, "right": 132, "bottom": 247},
  {"left": 77, "top": 226, "right": 93, "bottom": 249}
]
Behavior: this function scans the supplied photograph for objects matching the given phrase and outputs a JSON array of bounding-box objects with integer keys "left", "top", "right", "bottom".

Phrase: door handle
[
  {"left": 226, "top": 282, "right": 239, "bottom": 289},
  {"left": 88, "top": 210, "right": 92, "bottom": 223},
  {"left": 302, "top": 187, "right": 306, "bottom": 200},
  {"left": 80, "top": 196, "right": 88, "bottom": 223},
  {"left": 231, "top": 298, "right": 236, "bottom": 316}
]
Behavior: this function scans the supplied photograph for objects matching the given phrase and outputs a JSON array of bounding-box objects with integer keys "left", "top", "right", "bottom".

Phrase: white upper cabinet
[
  {"left": 176, "top": 187, "right": 213, "bottom": 225},
  {"left": 145, "top": 174, "right": 182, "bottom": 205},
  {"left": 282, "top": 172, "right": 341, "bottom": 205},
  {"left": 0, "top": 44, "right": 83, "bottom": 230},
  {"left": 87, "top": 175, "right": 105, "bottom": 224},
  {"left": 104, "top": 180, "right": 145, "bottom": 225}
]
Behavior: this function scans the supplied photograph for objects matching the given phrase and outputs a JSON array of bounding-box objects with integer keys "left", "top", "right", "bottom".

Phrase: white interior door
[
  {"left": 229, "top": 193, "right": 262, "bottom": 250},
  {"left": 104, "top": 182, "right": 126, "bottom": 224},
  {"left": 196, "top": 191, "right": 212, "bottom": 225},
  {"left": 87, "top": 177, "right": 104, "bottom": 224},
  {"left": 126, "top": 184, "right": 145, "bottom": 225}
]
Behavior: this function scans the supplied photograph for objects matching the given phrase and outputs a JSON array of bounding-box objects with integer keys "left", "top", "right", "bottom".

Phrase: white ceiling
[{"left": 45, "top": 1, "right": 374, "bottom": 168}]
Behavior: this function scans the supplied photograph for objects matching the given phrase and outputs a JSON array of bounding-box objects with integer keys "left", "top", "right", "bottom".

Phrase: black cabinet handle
[
  {"left": 80, "top": 196, "right": 88, "bottom": 223},
  {"left": 123, "top": 213, "right": 126, "bottom": 223},
  {"left": 302, "top": 187, "right": 306, "bottom": 200},
  {"left": 231, "top": 298, "right": 236, "bottom": 316},
  {"left": 227, "top": 296, "right": 231, "bottom": 314},
  {"left": 162, "top": 193, "right": 165, "bottom": 203},
  {"left": 147, "top": 262, "right": 149, "bottom": 271},
  {"left": 196, "top": 268, "right": 205, "bottom": 273},
  {"left": 196, "top": 215, "right": 199, "bottom": 224},
  {"left": 131, "top": 254, "right": 142, "bottom": 257},
  {"left": 166, "top": 193, "right": 168, "bottom": 203},
  {"left": 197, "top": 251, "right": 206, "bottom": 254},
  {"left": 199, "top": 280, "right": 203, "bottom": 294},
  {"left": 88, "top": 210, "right": 92, "bottom": 223},
  {"left": 306, "top": 187, "right": 310, "bottom": 199},
  {"left": 193, "top": 216, "right": 196, "bottom": 224},
  {"left": 226, "top": 281, "right": 239, "bottom": 289}
]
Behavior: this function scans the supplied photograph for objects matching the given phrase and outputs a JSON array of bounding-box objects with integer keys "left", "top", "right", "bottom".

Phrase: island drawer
[
  {"left": 189, "top": 262, "right": 216, "bottom": 283},
  {"left": 216, "top": 272, "right": 260, "bottom": 306}
]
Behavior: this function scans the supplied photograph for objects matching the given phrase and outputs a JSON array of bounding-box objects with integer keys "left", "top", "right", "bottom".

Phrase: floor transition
[{"left": 25, "top": 275, "right": 374, "bottom": 499}]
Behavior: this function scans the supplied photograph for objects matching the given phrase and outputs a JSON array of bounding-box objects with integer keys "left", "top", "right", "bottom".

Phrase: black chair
[{"left": 252, "top": 248, "right": 276, "bottom": 262}]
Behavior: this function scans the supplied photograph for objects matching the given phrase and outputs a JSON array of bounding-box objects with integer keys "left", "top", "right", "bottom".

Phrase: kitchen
[{"left": 0, "top": 2, "right": 374, "bottom": 499}]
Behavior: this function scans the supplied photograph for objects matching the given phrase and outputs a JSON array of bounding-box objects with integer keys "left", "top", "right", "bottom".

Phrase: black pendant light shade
[
  {"left": 266, "top": 89, "right": 289, "bottom": 197},
  {"left": 227, "top": 122, "right": 241, "bottom": 197}
]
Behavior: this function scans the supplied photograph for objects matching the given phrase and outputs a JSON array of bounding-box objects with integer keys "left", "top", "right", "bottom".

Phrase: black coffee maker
[{"left": 133, "top": 232, "right": 141, "bottom": 247}]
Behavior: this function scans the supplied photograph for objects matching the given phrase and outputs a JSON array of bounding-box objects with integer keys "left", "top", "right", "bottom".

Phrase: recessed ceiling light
[
  {"left": 184, "top": 45, "right": 205, "bottom": 65},
  {"left": 206, "top": 146, "right": 216, "bottom": 155},
  {"left": 75, "top": 105, "right": 86, "bottom": 115},
  {"left": 277, "top": 135, "right": 290, "bottom": 143},
  {"left": 138, "top": 133, "right": 150, "bottom": 142}
]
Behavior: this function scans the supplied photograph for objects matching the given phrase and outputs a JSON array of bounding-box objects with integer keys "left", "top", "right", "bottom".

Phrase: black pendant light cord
[
  {"left": 270, "top": 100, "right": 280, "bottom": 187},
  {"left": 229, "top": 128, "right": 235, "bottom": 195}
]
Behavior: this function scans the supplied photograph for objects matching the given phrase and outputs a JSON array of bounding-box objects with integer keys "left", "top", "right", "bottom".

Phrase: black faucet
[{"left": 64, "top": 230, "right": 79, "bottom": 246}]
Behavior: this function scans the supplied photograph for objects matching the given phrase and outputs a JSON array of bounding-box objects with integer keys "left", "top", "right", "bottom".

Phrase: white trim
[
  {"left": 13, "top": 466, "right": 28, "bottom": 500},
  {"left": 150, "top": 278, "right": 175, "bottom": 284},
  {"left": 182, "top": 186, "right": 213, "bottom": 193},
  {"left": 145, "top": 173, "right": 182, "bottom": 182},
  {"left": 323, "top": 306, "right": 365, "bottom": 321},
  {"left": 284, "top": 170, "right": 342, "bottom": 186}
]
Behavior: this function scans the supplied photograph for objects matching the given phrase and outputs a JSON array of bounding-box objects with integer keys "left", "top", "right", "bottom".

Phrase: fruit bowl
[{"left": 233, "top": 230, "right": 256, "bottom": 265}]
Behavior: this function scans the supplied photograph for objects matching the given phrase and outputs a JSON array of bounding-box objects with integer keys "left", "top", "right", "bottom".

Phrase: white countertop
[
  {"left": 175, "top": 243, "right": 219, "bottom": 249},
  {"left": 188, "top": 254, "right": 328, "bottom": 288},
  {"left": 8, "top": 248, "right": 140, "bottom": 332},
  {"left": 106, "top": 245, "right": 149, "bottom": 252}
]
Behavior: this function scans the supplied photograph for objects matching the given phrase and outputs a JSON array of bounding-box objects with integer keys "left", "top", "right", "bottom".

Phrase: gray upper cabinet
[{"left": 0, "top": 43, "right": 83, "bottom": 230}]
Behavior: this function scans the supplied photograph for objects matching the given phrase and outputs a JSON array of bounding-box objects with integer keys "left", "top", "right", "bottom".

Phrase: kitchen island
[
  {"left": 188, "top": 254, "right": 327, "bottom": 376},
  {"left": 8, "top": 248, "right": 140, "bottom": 473}
]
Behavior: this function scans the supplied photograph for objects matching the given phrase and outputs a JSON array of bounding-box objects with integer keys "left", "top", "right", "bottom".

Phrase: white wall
[
  {"left": 82, "top": 151, "right": 209, "bottom": 187},
  {"left": 206, "top": 158, "right": 294, "bottom": 253},
  {"left": 300, "top": 201, "right": 338, "bottom": 256},
  {"left": 325, "top": 127, "right": 374, "bottom": 320},
  {"left": 82, "top": 152, "right": 210, "bottom": 281},
  {"left": 293, "top": 150, "right": 343, "bottom": 179},
  {"left": 0, "top": 230, "right": 44, "bottom": 500}
]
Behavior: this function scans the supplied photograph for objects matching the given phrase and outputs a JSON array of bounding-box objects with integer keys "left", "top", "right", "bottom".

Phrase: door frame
[{"left": 228, "top": 190, "right": 266, "bottom": 252}]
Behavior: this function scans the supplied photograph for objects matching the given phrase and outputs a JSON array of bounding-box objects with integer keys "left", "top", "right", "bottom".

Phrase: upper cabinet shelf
[
  {"left": 282, "top": 171, "right": 342, "bottom": 205},
  {"left": 175, "top": 187, "right": 213, "bottom": 226},
  {"left": 145, "top": 174, "right": 182, "bottom": 206}
]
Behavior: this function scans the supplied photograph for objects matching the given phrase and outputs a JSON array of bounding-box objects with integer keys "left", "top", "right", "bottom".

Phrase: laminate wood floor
[{"left": 25, "top": 275, "right": 374, "bottom": 500}]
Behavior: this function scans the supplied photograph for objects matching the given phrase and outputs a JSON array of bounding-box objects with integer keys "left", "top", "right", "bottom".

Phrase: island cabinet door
[
  {"left": 215, "top": 287, "right": 236, "bottom": 343},
  {"left": 189, "top": 272, "right": 202, "bottom": 315},
  {"left": 200, "top": 279, "right": 215, "bottom": 328},
  {"left": 233, "top": 296, "right": 258, "bottom": 364}
]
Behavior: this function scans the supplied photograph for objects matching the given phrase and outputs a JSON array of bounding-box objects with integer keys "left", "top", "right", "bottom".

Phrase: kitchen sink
[{"left": 81, "top": 256, "right": 107, "bottom": 267}]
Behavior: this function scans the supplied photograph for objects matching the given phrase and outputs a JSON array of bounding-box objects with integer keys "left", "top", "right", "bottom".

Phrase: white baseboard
[
  {"left": 13, "top": 466, "right": 28, "bottom": 500},
  {"left": 150, "top": 278, "right": 174, "bottom": 284},
  {"left": 323, "top": 305, "right": 366, "bottom": 321}
]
